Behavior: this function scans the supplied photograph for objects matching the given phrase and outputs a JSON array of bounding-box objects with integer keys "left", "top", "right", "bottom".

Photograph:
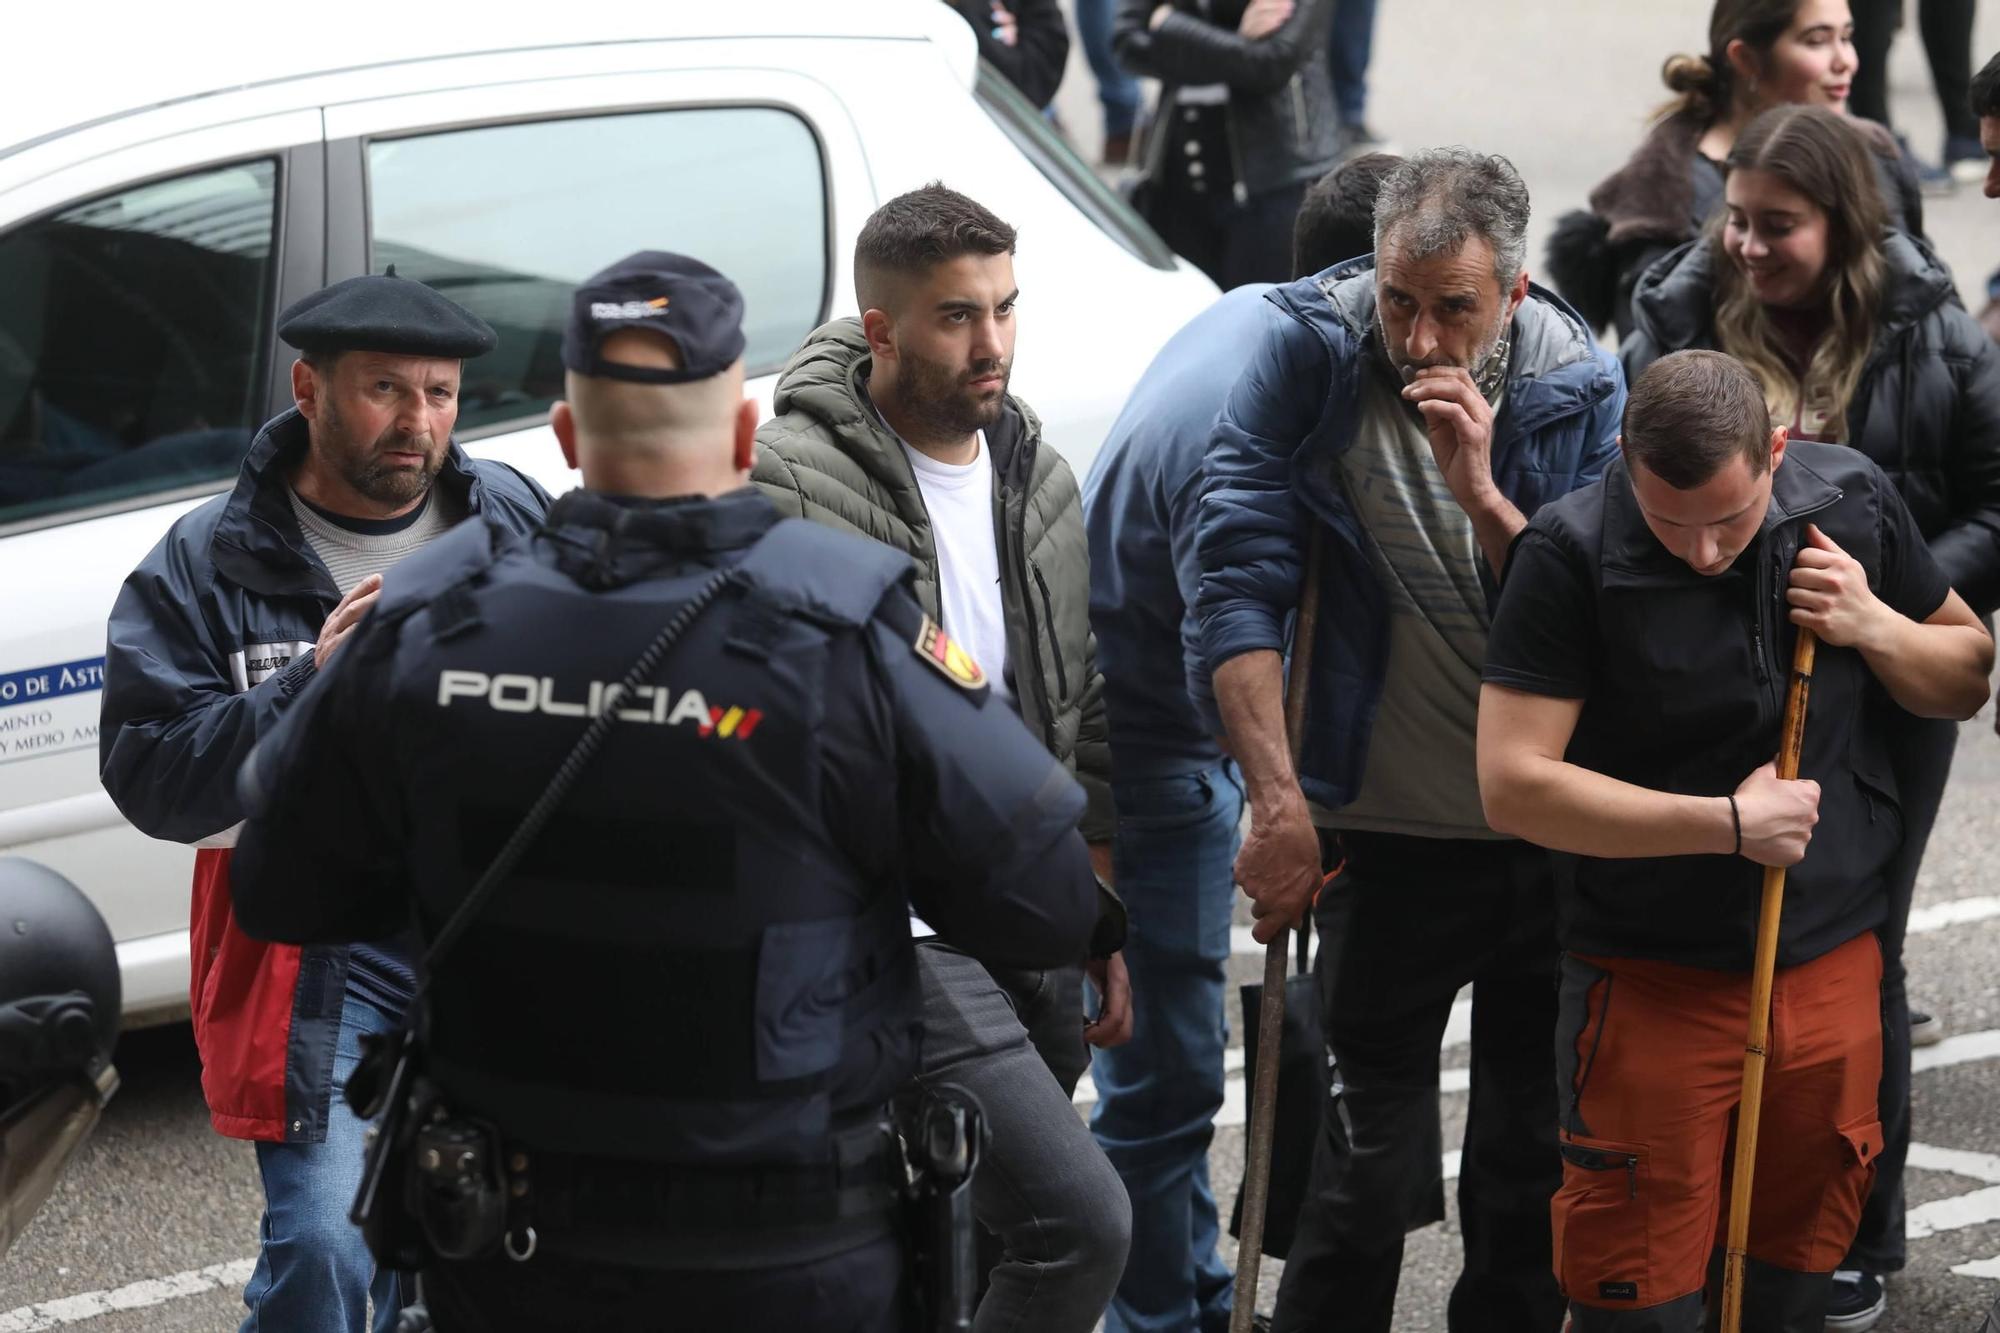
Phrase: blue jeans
[
  {"left": 1076, "top": 0, "right": 1139, "bottom": 137},
  {"left": 1091, "top": 761, "right": 1245, "bottom": 1333},
  {"left": 240, "top": 984, "right": 409, "bottom": 1333},
  {"left": 1325, "top": 0, "right": 1379, "bottom": 125}
]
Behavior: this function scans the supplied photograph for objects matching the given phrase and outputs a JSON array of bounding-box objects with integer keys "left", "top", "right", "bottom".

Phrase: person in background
[
  {"left": 1972, "top": 50, "right": 1999, "bottom": 349},
  {"left": 1849, "top": 0, "right": 1986, "bottom": 187},
  {"left": 1546, "top": 0, "right": 1925, "bottom": 340},
  {"left": 944, "top": 0, "right": 1071, "bottom": 109},
  {"left": 1619, "top": 103, "right": 2000, "bottom": 1332},
  {"left": 753, "top": 184, "right": 1132, "bottom": 1333},
  {"left": 1078, "top": 0, "right": 1144, "bottom": 164},
  {"left": 1113, "top": 0, "right": 1342, "bottom": 288},
  {"left": 1195, "top": 148, "right": 1626, "bottom": 1333},
  {"left": 99, "top": 275, "right": 550, "bottom": 1333},
  {"left": 1082, "top": 151, "right": 1398, "bottom": 1333},
  {"left": 1478, "top": 348, "right": 1991, "bottom": 1333},
  {"left": 1975, "top": 48, "right": 2000, "bottom": 198},
  {"left": 1325, "top": 0, "right": 1393, "bottom": 158}
]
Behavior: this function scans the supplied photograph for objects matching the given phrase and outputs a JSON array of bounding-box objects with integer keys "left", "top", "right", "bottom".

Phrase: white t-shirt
[
  {"left": 894, "top": 431, "right": 1012, "bottom": 941},
  {"left": 899, "top": 433, "right": 1012, "bottom": 703}
]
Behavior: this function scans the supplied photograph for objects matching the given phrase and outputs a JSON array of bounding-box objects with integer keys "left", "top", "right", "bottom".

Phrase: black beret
[
  {"left": 563, "top": 251, "right": 746, "bottom": 385},
  {"left": 277, "top": 271, "right": 496, "bottom": 358}
]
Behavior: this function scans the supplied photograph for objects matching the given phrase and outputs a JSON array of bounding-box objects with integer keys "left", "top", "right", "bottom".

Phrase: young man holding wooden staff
[{"left": 1476, "top": 350, "right": 1992, "bottom": 1332}]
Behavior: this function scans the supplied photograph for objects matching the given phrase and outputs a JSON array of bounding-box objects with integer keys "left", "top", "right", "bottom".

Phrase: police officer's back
[{"left": 229, "top": 254, "right": 1102, "bottom": 1332}]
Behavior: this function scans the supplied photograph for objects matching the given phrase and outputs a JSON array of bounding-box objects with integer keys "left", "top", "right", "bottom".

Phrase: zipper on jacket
[
  {"left": 1031, "top": 561, "right": 1070, "bottom": 700},
  {"left": 1289, "top": 75, "right": 1309, "bottom": 154},
  {"left": 996, "top": 482, "right": 1057, "bottom": 749}
]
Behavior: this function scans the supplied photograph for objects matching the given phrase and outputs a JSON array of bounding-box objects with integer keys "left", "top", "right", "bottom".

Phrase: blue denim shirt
[{"left": 1084, "top": 284, "right": 1280, "bottom": 780}]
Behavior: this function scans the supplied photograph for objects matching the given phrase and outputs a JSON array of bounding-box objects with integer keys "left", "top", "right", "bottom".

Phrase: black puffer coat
[
  {"left": 1112, "top": 0, "right": 1339, "bottom": 198},
  {"left": 1622, "top": 231, "right": 2000, "bottom": 613},
  {"left": 1546, "top": 108, "right": 1925, "bottom": 339}
]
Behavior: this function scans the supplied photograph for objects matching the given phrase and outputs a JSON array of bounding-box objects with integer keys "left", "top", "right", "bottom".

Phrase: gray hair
[{"left": 1371, "top": 148, "right": 1531, "bottom": 291}]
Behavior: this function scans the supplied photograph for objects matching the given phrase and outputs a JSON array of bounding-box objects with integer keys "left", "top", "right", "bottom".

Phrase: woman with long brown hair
[
  {"left": 1547, "top": 0, "right": 1924, "bottom": 340},
  {"left": 1622, "top": 102, "right": 2000, "bottom": 1332}
]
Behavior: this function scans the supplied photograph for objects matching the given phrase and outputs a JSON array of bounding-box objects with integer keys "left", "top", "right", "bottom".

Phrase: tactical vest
[
  {"left": 389, "top": 509, "right": 921, "bottom": 1170},
  {"left": 1544, "top": 442, "right": 1905, "bottom": 971}
]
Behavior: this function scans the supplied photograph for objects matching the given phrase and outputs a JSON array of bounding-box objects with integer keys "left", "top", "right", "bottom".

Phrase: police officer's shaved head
[
  {"left": 854, "top": 183, "right": 1017, "bottom": 316},
  {"left": 565, "top": 329, "right": 745, "bottom": 456},
  {"left": 551, "top": 252, "right": 758, "bottom": 496}
]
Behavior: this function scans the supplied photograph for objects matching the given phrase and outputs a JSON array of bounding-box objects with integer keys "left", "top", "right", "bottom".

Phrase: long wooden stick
[
  {"left": 1230, "top": 529, "right": 1324, "bottom": 1333},
  {"left": 1720, "top": 626, "right": 1817, "bottom": 1333}
]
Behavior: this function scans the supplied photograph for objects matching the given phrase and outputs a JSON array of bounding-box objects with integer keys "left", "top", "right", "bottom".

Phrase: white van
[{"left": 0, "top": 5, "right": 1218, "bottom": 1023}]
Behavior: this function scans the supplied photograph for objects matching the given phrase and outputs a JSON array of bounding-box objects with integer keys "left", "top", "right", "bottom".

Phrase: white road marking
[
  {"left": 1906, "top": 1185, "right": 2000, "bottom": 1241},
  {"left": 1908, "top": 894, "right": 2000, "bottom": 935},
  {"left": 1906, "top": 1142, "right": 2000, "bottom": 1185},
  {"left": 0, "top": 1259, "right": 255, "bottom": 1331},
  {"left": 1913, "top": 1029, "right": 2000, "bottom": 1074}
]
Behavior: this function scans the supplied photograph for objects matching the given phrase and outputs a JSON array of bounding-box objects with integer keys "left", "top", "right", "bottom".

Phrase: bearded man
[
  {"left": 1192, "top": 149, "right": 1626, "bottom": 1333},
  {"left": 753, "top": 182, "right": 1133, "bottom": 1333},
  {"left": 100, "top": 273, "right": 548, "bottom": 1333}
]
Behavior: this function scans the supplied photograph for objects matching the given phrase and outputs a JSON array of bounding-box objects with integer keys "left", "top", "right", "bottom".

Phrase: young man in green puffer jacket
[{"left": 754, "top": 183, "right": 1131, "bottom": 1333}]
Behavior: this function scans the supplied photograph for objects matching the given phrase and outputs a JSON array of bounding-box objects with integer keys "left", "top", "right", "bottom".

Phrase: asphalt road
[{"left": 5, "top": 3, "right": 1999, "bottom": 1330}]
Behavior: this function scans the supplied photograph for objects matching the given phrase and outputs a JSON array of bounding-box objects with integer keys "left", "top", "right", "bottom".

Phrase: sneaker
[
  {"left": 1946, "top": 133, "right": 1989, "bottom": 185},
  {"left": 1826, "top": 1270, "right": 1886, "bottom": 1330},
  {"left": 1910, "top": 1008, "right": 1946, "bottom": 1047}
]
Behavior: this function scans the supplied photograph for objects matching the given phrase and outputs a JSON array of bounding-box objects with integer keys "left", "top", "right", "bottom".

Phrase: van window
[
  {"left": 974, "top": 63, "right": 1176, "bottom": 271},
  {"left": 0, "top": 160, "right": 278, "bottom": 527},
  {"left": 368, "top": 107, "right": 829, "bottom": 434}
]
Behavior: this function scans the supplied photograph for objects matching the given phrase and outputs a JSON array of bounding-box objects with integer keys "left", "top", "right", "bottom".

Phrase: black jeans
[
  {"left": 1846, "top": 715, "right": 1958, "bottom": 1274},
  {"left": 1271, "top": 832, "right": 1566, "bottom": 1333},
  {"left": 1850, "top": 0, "right": 1980, "bottom": 141},
  {"left": 916, "top": 945, "right": 1131, "bottom": 1333},
  {"left": 1152, "top": 160, "right": 1304, "bottom": 288},
  {"left": 422, "top": 1233, "right": 903, "bottom": 1332}
]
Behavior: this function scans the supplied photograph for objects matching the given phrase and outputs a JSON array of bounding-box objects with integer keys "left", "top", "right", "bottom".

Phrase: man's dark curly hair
[
  {"left": 1972, "top": 50, "right": 2000, "bottom": 120},
  {"left": 854, "top": 182, "right": 1017, "bottom": 313}
]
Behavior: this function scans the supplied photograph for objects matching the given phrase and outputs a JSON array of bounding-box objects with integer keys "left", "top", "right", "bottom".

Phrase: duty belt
[{"left": 531, "top": 1116, "right": 902, "bottom": 1232}]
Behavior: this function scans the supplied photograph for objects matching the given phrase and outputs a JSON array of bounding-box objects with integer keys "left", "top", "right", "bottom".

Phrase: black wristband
[{"left": 1728, "top": 794, "right": 1742, "bottom": 856}]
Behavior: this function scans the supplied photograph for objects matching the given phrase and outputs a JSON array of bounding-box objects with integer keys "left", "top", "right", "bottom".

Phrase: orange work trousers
[{"left": 1551, "top": 931, "right": 1884, "bottom": 1331}]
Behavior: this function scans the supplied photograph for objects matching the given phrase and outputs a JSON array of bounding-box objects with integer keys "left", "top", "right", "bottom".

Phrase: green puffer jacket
[{"left": 752, "top": 317, "right": 1113, "bottom": 841}]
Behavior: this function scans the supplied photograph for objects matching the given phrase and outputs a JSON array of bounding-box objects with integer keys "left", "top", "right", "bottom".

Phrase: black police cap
[
  {"left": 563, "top": 252, "right": 747, "bottom": 385},
  {"left": 277, "top": 269, "right": 497, "bottom": 359}
]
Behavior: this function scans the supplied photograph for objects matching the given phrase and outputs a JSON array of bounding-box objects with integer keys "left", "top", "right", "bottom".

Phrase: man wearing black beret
[{"left": 99, "top": 272, "right": 549, "bottom": 1333}]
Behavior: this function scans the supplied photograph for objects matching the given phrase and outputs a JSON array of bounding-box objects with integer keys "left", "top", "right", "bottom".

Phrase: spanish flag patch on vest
[{"left": 913, "top": 614, "right": 987, "bottom": 690}]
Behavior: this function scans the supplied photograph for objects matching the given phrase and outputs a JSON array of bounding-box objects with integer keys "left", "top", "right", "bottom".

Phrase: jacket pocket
[
  {"left": 1553, "top": 1133, "right": 1651, "bottom": 1306},
  {"left": 754, "top": 917, "right": 856, "bottom": 1082},
  {"left": 1839, "top": 1114, "right": 1885, "bottom": 1171}
]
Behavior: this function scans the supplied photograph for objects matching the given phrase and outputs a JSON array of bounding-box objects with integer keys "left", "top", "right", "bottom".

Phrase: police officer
[{"left": 228, "top": 252, "right": 1103, "bottom": 1332}]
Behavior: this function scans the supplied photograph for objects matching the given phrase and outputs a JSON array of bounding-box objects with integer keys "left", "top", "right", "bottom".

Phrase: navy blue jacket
[
  {"left": 99, "top": 408, "right": 549, "bottom": 1142},
  {"left": 1084, "top": 284, "right": 1280, "bottom": 778},
  {"left": 1193, "top": 257, "right": 1627, "bottom": 811},
  {"left": 230, "top": 488, "right": 1101, "bottom": 1168}
]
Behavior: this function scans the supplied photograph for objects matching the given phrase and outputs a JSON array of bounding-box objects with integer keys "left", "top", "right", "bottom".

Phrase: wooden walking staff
[
  {"left": 1719, "top": 625, "right": 1818, "bottom": 1333},
  {"left": 1230, "top": 528, "right": 1324, "bottom": 1333}
]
